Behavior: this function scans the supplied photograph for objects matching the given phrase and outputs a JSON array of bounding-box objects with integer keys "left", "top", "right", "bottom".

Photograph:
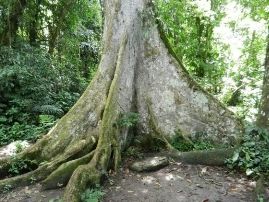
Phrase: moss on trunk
[{"left": 0, "top": 1, "right": 243, "bottom": 201}]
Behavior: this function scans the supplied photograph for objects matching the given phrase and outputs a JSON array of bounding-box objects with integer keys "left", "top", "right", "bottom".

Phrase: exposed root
[
  {"left": 60, "top": 34, "right": 130, "bottom": 201},
  {"left": 62, "top": 135, "right": 114, "bottom": 202},
  {"left": 166, "top": 147, "right": 236, "bottom": 166},
  {"left": 0, "top": 136, "right": 52, "bottom": 178},
  {"left": 0, "top": 163, "right": 57, "bottom": 192},
  {"left": 63, "top": 164, "right": 102, "bottom": 202},
  {"left": 42, "top": 151, "right": 95, "bottom": 190},
  {"left": 0, "top": 136, "right": 98, "bottom": 192},
  {"left": 0, "top": 2, "right": 244, "bottom": 201}
]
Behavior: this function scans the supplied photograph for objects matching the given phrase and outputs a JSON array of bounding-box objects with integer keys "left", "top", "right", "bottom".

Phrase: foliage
[
  {"left": 237, "top": 0, "right": 269, "bottom": 20},
  {"left": 156, "top": 0, "right": 268, "bottom": 124},
  {"left": 123, "top": 146, "right": 143, "bottom": 159},
  {"left": 1, "top": 185, "right": 12, "bottom": 193},
  {"left": 193, "top": 140, "right": 215, "bottom": 151},
  {"left": 171, "top": 131, "right": 214, "bottom": 152},
  {"left": 0, "top": 0, "right": 102, "bottom": 145},
  {"left": 156, "top": 0, "right": 227, "bottom": 93},
  {"left": 0, "top": 45, "right": 87, "bottom": 145},
  {"left": 14, "top": 142, "right": 23, "bottom": 153},
  {"left": 81, "top": 185, "right": 105, "bottom": 202},
  {"left": 115, "top": 112, "right": 139, "bottom": 128},
  {"left": 8, "top": 157, "right": 38, "bottom": 176},
  {"left": 257, "top": 195, "right": 265, "bottom": 202},
  {"left": 223, "top": 28, "right": 266, "bottom": 121},
  {"left": 171, "top": 135, "right": 194, "bottom": 152},
  {"left": 226, "top": 124, "right": 269, "bottom": 177}
]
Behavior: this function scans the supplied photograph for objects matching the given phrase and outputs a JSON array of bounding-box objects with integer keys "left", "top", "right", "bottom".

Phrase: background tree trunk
[
  {"left": 0, "top": 1, "right": 242, "bottom": 201},
  {"left": 0, "top": 0, "right": 27, "bottom": 46},
  {"left": 28, "top": 0, "right": 41, "bottom": 46},
  {"left": 48, "top": 0, "right": 74, "bottom": 54},
  {"left": 257, "top": 26, "right": 269, "bottom": 129}
]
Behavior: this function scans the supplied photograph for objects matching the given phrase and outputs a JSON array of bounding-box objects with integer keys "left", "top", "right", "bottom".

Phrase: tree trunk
[
  {"left": 0, "top": 0, "right": 27, "bottom": 46},
  {"left": 48, "top": 0, "right": 74, "bottom": 54},
  {"left": 257, "top": 26, "right": 269, "bottom": 129},
  {"left": 28, "top": 0, "right": 41, "bottom": 46},
  {"left": 0, "top": 1, "right": 242, "bottom": 201}
]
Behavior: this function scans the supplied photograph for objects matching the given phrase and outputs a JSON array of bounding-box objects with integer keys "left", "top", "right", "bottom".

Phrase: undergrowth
[
  {"left": 226, "top": 124, "right": 269, "bottom": 178},
  {"left": 115, "top": 112, "right": 139, "bottom": 128},
  {"left": 8, "top": 157, "right": 38, "bottom": 176},
  {"left": 171, "top": 131, "right": 214, "bottom": 152},
  {"left": 0, "top": 45, "right": 87, "bottom": 146},
  {"left": 81, "top": 185, "right": 105, "bottom": 202}
]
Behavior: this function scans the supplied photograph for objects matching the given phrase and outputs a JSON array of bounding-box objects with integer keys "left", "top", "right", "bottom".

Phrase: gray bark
[
  {"left": 37, "top": 0, "right": 242, "bottom": 157},
  {"left": 257, "top": 26, "right": 269, "bottom": 129},
  {"left": 0, "top": 1, "right": 243, "bottom": 201}
]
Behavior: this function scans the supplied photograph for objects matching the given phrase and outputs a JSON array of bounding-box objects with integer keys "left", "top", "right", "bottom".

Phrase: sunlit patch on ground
[{"left": 103, "top": 163, "right": 256, "bottom": 202}]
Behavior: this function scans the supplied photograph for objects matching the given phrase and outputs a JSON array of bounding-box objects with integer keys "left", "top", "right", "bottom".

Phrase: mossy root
[
  {"left": 63, "top": 164, "right": 102, "bottom": 202},
  {"left": 42, "top": 151, "right": 95, "bottom": 190},
  {"left": 0, "top": 163, "right": 55, "bottom": 192},
  {"left": 167, "top": 148, "right": 236, "bottom": 166}
]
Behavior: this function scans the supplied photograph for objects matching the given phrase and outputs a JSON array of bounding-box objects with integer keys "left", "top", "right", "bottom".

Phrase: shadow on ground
[{"left": 0, "top": 152, "right": 264, "bottom": 202}]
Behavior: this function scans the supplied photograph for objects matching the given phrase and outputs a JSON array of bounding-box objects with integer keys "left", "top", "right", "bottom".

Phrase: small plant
[
  {"left": 81, "top": 185, "right": 105, "bottom": 202},
  {"left": 8, "top": 157, "right": 38, "bottom": 176},
  {"left": 15, "top": 142, "right": 23, "bottom": 153},
  {"left": 171, "top": 135, "right": 194, "bottom": 152},
  {"left": 30, "top": 176, "right": 37, "bottom": 184},
  {"left": 171, "top": 130, "right": 214, "bottom": 152},
  {"left": 193, "top": 141, "right": 214, "bottom": 150},
  {"left": 115, "top": 112, "right": 139, "bottom": 128},
  {"left": 226, "top": 124, "right": 269, "bottom": 177},
  {"left": 257, "top": 195, "right": 265, "bottom": 202},
  {"left": 124, "top": 146, "right": 143, "bottom": 159},
  {"left": 2, "top": 184, "right": 12, "bottom": 193}
]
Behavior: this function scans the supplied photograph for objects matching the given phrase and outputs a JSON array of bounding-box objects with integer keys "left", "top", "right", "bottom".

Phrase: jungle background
[{"left": 0, "top": 0, "right": 268, "bottom": 200}]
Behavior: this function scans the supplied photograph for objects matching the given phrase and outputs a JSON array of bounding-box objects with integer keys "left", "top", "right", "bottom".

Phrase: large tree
[
  {"left": 0, "top": 0, "right": 242, "bottom": 201},
  {"left": 257, "top": 26, "right": 269, "bottom": 129}
]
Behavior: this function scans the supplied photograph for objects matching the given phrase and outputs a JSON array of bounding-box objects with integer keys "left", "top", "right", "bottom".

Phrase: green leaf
[{"left": 232, "top": 152, "right": 239, "bottom": 162}]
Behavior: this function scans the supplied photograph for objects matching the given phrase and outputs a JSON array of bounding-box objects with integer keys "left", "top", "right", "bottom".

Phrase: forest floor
[{"left": 0, "top": 144, "right": 267, "bottom": 202}]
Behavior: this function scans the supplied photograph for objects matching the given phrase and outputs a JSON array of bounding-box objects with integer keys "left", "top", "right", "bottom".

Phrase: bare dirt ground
[
  {"left": 0, "top": 162, "right": 260, "bottom": 202},
  {"left": 103, "top": 162, "right": 257, "bottom": 202},
  {"left": 0, "top": 184, "right": 63, "bottom": 202},
  {"left": 0, "top": 144, "right": 266, "bottom": 202}
]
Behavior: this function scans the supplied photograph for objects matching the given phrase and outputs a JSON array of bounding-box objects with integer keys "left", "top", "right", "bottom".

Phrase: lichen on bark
[{"left": 0, "top": 1, "right": 243, "bottom": 201}]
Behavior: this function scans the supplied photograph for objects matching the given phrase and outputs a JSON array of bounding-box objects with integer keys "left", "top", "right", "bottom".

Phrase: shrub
[
  {"left": 226, "top": 124, "right": 269, "bottom": 177},
  {"left": 0, "top": 45, "right": 87, "bottom": 145}
]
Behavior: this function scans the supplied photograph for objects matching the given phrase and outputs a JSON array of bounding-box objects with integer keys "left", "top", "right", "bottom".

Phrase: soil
[
  {"left": 0, "top": 184, "right": 63, "bottom": 202},
  {"left": 102, "top": 161, "right": 257, "bottom": 202},
  {"left": 0, "top": 145, "right": 266, "bottom": 202}
]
